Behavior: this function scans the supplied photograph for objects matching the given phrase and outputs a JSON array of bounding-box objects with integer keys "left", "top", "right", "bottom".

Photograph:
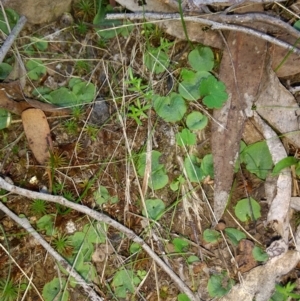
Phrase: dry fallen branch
[
  {"left": 106, "top": 13, "right": 300, "bottom": 56},
  {"left": 0, "top": 177, "right": 199, "bottom": 301},
  {"left": 0, "top": 15, "right": 27, "bottom": 63},
  {"left": 0, "top": 201, "right": 103, "bottom": 301}
]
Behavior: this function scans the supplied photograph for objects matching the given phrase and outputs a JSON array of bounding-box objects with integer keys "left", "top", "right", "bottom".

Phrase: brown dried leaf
[
  {"left": 221, "top": 250, "right": 300, "bottom": 301},
  {"left": 22, "top": 108, "right": 53, "bottom": 164},
  {"left": 115, "top": 0, "right": 178, "bottom": 12},
  {"left": 211, "top": 31, "right": 267, "bottom": 222},
  {"left": 236, "top": 239, "right": 258, "bottom": 273},
  {"left": 256, "top": 62, "right": 300, "bottom": 148}
]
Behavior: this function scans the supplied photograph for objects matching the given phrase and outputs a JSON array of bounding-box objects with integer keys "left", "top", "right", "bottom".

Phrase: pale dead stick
[
  {"left": 106, "top": 13, "right": 300, "bottom": 56},
  {"left": 0, "top": 177, "right": 200, "bottom": 301},
  {"left": 0, "top": 15, "right": 27, "bottom": 63},
  {"left": 0, "top": 200, "right": 103, "bottom": 301}
]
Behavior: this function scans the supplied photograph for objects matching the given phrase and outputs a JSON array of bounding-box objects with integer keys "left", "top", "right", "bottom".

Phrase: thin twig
[
  {"left": 106, "top": 13, "right": 300, "bottom": 56},
  {"left": 0, "top": 177, "right": 199, "bottom": 301},
  {"left": 0, "top": 15, "right": 27, "bottom": 63},
  {"left": 0, "top": 201, "right": 102, "bottom": 301}
]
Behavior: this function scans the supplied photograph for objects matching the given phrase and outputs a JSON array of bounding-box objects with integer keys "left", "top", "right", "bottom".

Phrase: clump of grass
[
  {"left": 74, "top": 60, "right": 91, "bottom": 75},
  {"left": 30, "top": 199, "right": 49, "bottom": 216},
  {"left": 0, "top": 279, "right": 20, "bottom": 301},
  {"left": 48, "top": 151, "right": 67, "bottom": 169},
  {"left": 75, "top": 21, "right": 88, "bottom": 35},
  {"left": 74, "top": 0, "right": 95, "bottom": 21},
  {"left": 52, "top": 232, "right": 73, "bottom": 256},
  {"left": 63, "top": 119, "right": 78, "bottom": 135}
]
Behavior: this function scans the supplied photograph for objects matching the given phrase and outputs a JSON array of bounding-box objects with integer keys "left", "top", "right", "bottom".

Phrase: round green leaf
[
  {"left": 0, "top": 63, "right": 12, "bottom": 79},
  {"left": 178, "top": 71, "right": 210, "bottom": 101},
  {"left": 172, "top": 237, "right": 189, "bottom": 252},
  {"left": 186, "top": 111, "right": 208, "bottom": 130},
  {"left": 252, "top": 246, "right": 269, "bottom": 262},
  {"left": 178, "top": 293, "right": 191, "bottom": 301},
  {"left": 240, "top": 141, "right": 273, "bottom": 180},
  {"left": 142, "top": 199, "right": 165, "bottom": 220},
  {"left": 25, "top": 59, "right": 46, "bottom": 80},
  {"left": 42, "top": 278, "right": 69, "bottom": 301},
  {"left": 153, "top": 93, "right": 186, "bottom": 122},
  {"left": 130, "top": 242, "right": 141, "bottom": 254},
  {"left": 201, "top": 154, "right": 214, "bottom": 178},
  {"left": 144, "top": 48, "right": 170, "bottom": 74},
  {"left": 176, "top": 128, "right": 196, "bottom": 146},
  {"left": 149, "top": 169, "right": 169, "bottom": 190},
  {"left": 187, "top": 255, "right": 200, "bottom": 264},
  {"left": 184, "top": 155, "right": 204, "bottom": 182},
  {"left": 0, "top": 8, "right": 19, "bottom": 35},
  {"left": 224, "top": 228, "right": 246, "bottom": 246},
  {"left": 294, "top": 20, "right": 300, "bottom": 31},
  {"left": 203, "top": 229, "right": 221, "bottom": 243},
  {"left": 207, "top": 273, "right": 234, "bottom": 297},
  {"left": 72, "top": 81, "right": 96, "bottom": 103},
  {"left": 188, "top": 46, "right": 214, "bottom": 72},
  {"left": 235, "top": 198, "right": 261, "bottom": 222},
  {"left": 199, "top": 76, "right": 228, "bottom": 109},
  {"left": 0, "top": 109, "right": 11, "bottom": 129},
  {"left": 48, "top": 87, "right": 78, "bottom": 107}
]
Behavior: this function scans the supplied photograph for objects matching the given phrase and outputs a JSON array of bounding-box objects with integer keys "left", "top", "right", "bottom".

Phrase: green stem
[
  {"left": 178, "top": 0, "right": 194, "bottom": 49},
  {"left": 274, "top": 37, "right": 300, "bottom": 73}
]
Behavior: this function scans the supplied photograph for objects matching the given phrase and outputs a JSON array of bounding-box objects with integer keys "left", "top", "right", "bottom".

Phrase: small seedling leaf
[
  {"left": 137, "top": 150, "right": 168, "bottom": 190},
  {"left": 201, "top": 154, "right": 214, "bottom": 178},
  {"left": 83, "top": 223, "right": 106, "bottom": 244},
  {"left": 207, "top": 273, "right": 234, "bottom": 297},
  {"left": 42, "top": 277, "right": 68, "bottom": 301},
  {"left": 188, "top": 46, "right": 214, "bottom": 72},
  {"left": 172, "top": 238, "right": 189, "bottom": 253},
  {"left": 294, "top": 20, "right": 300, "bottom": 31},
  {"left": 112, "top": 270, "right": 135, "bottom": 298},
  {"left": 137, "top": 151, "right": 163, "bottom": 175},
  {"left": 203, "top": 229, "right": 221, "bottom": 243},
  {"left": 178, "top": 293, "right": 191, "bottom": 301},
  {"left": 94, "top": 185, "right": 110, "bottom": 206},
  {"left": 153, "top": 93, "right": 186, "bottom": 122},
  {"left": 235, "top": 198, "right": 261, "bottom": 222},
  {"left": 144, "top": 48, "right": 170, "bottom": 74},
  {"left": 252, "top": 246, "right": 269, "bottom": 262},
  {"left": 184, "top": 155, "right": 204, "bottom": 182},
  {"left": 240, "top": 141, "right": 273, "bottom": 179},
  {"left": 72, "top": 81, "right": 96, "bottom": 103},
  {"left": 25, "top": 59, "right": 47, "bottom": 80},
  {"left": 0, "top": 108, "right": 11, "bottom": 129},
  {"left": 224, "top": 228, "right": 246, "bottom": 246},
  {"left": 149, "top": 169, "right": 169, "bottom": 190},
  {"left": 272, "top": 156, "right": 298, "bottom": 175},
  {"left": 186, "top": 111, "right": 208, "bottom": 130},
  {"left": 170, "top": 180, "right": 179, "bottom": 191},
  {"left": 142, "top": 199, "right": 165, "bottom": 220},
  {"left": 187, "top": 255, "right": 200, "bottom": 264},
  {"left": 0, "top": 8, "right": 19, "bottom": 35},
  {"left": 0, "top": 63, "right": 12, "bottom": 79},
  {"left": 31, "top": 37, "right": 48, "bottom": 51},
  {"left": 199, "top": 75, "right": 228, "bottom": 109},
  {"left": 37, "top": 215, "right": 55, "bottom": 236},
  {"left": 22, "top": 108, "right": 53, "bottom": 164},
  {"left": 48, "top": 87, "right": 78, "bottom": 107},
  {"left": 130, "top": 242, "right": 141, "bottom": 254},
  {"left": 176, "top": 128, "right": 196, "bottom": 146},
  {"left": 178, "top": 71, "right": 210, "bottom": 100}
]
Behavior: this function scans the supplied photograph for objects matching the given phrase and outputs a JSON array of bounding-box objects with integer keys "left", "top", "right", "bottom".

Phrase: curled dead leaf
[{"left": 22, "top": 108, "right": 53, "bottom": 164}]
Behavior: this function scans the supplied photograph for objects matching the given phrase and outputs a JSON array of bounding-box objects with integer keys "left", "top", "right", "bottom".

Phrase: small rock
[
  {"left": 88, "top": 99, "right": 110, "bottom": 127},
  {"left": 3, "top": 0, "right": 72, "bottom": 24}
]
